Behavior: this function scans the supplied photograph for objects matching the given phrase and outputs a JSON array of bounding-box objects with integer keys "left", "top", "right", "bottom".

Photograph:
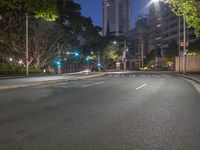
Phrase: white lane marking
[
  {"left": 81, "top": 81, "right": 104, "bottom": 88},
  {"left": 136, "top": 83, "right": 147, "bottom": 90},
  {"left": 162, "top": 75, "right": 171, "bottom": 78}
]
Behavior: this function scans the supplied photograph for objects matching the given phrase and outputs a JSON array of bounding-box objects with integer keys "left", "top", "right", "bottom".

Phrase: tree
[
  {"left": 0, "top": 0, "right": 58, "bottom": 62},
  {"left": 188, "top": 38, "right": 200, "bottom": 55},
  {"left": 0, "top": 0, "right": 58, "bottom": 22},
  {"left": 28, "top": 19, "right": 65, "bottom": 69},
  {"left": 167, "top": 0, "right": 200, "bottom": 37},
  {"left": 101, "top": 41, "right": 121, "bottom": 69},
  {"left": 0, "top": 0, "right": 86, "bottom": 69},
  {"left": 164, "top": 41, "right": 179, "bottom": 59}
]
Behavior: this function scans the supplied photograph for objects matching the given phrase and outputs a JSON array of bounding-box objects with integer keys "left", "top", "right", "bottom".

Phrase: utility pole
[
  {"left": 26, "top": 12, "right": 29, "bottom": 77},
  {"left": 183, "top": 18, "right": 186, "bottom": 74},
  {"left": 178, "top": 16, "right": 181, "bottom": 73},
  {"left": 123, "top": 41, "right": 127, "bottom": 71}
]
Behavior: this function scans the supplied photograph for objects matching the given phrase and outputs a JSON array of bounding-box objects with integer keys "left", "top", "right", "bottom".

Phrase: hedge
[{"left": 0, "top": 63, "right": 42, "bottom": 75}]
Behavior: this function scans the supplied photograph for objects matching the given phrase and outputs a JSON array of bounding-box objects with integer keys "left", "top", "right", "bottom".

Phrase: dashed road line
[
  {"left": 81, "top": 81, "right": 104, "bottom": 88},
  {"left": 107, "top": 74, "right": 172, "bottom": 78},
  {"left": 161, "top": 75, "right": 171, "bottom": 78},
  {"left": 136, "top": 83, "right": 147, "bottom": 90}
]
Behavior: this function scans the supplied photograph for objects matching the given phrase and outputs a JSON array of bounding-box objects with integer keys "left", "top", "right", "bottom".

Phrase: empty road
[{"left": 0, "top": 73, "right": 200, "bottom": 150}]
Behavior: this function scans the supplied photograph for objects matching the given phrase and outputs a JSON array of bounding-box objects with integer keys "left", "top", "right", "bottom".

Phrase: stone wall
[{"left": 176, "top": 55, "right": 200, "bottom": 72}]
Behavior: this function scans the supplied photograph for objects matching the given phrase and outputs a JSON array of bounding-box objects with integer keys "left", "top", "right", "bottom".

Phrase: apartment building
[{"left": 103, "top": 0, "right": 131, "bottom": 36}]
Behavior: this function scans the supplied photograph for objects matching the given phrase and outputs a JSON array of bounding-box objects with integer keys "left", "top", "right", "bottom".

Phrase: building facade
[
  {"left": 125, "top": 16, "right": 149, "bottom": 69},
  {"left": 103, "top": 0, "right": 131, "bottom": 36},
  {"left": 148, "top": 1, "right": 196, "bottom": 52}
]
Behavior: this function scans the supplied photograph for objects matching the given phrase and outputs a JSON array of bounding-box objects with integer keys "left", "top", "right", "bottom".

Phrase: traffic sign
[{"left": 179, "top": 42, "right": 189, "bottom": 47}]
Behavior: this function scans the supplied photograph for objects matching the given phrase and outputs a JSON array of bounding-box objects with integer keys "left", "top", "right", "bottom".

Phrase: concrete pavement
[
  {"left": 0, "top": 73, "right": 200, "bottom": 150},
  {"left": 0, "top": 72, "right": 105, "bottom": 90}
]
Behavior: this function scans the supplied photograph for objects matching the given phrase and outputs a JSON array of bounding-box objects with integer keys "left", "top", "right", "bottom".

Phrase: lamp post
[
  {"left": 183, "top": 18, "right": 186, "bottom": 74},
  {"left": 178, "top": 16, "right": 181, "bottom": 73},
  {"left": 123, "top": 40, "right": 128, "bottom": 71},
  {"left": 25, "top": 12, "right": 29, "bottom": 77}
]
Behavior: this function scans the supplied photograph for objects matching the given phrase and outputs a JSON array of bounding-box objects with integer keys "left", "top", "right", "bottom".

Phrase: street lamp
[
  {"left": 113, "top": 41, "right": 117, "bottom": 45},
  {"left": 25, "top": 12, "right": 29, "bottom": 77}
]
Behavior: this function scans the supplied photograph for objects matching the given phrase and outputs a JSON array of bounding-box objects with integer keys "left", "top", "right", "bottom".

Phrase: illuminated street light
[
  {"left": 19, "top": 60, "right": 23, "bottom": 65},
  {"left": 9, "top": 58, "right": 13, "bottom": 62},
  {"left": 152, "top": 0, "right": 159, "bottom": 2}
]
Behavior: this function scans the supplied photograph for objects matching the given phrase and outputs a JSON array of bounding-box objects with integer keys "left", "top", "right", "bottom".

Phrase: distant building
[
  {"left": 148, "top": 1, "right": 196, "bottom": 52},
  {"left": 103, "top": 0, "right": 131, "bottom": 37},
  {"left": 125, "top": 16, "right": 149, "bottom": 69}
]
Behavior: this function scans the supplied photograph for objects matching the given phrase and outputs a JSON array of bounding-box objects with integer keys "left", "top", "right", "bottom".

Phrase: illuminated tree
[{"left": 167, "top": 0, "right": 200, "bottom": 37}]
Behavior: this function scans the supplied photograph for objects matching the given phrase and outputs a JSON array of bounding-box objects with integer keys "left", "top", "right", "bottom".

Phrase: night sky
[{"left": 74, "top": 0, "right": 150, "bottom": 29}]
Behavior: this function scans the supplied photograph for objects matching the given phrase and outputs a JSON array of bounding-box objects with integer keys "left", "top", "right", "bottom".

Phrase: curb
[
  {"left": 174, "top": 74, "right": 200, "bottom": 84},
  {"left": 0, "top": 73, "right": 106, "bottom": 90}
]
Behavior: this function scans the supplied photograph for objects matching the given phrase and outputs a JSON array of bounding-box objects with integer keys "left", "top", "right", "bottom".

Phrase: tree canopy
[
  {"left": 0, "top": 0, "right": 105, "bottom": 72},
  {"left": 0, "top": 0, "right": 58, "bottom": 21},
  {"left": 167, "top": 0, "right": 200, "bottom": 37}
]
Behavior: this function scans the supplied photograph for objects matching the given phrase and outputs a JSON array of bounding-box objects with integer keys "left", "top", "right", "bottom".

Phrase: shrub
[{"left": 0, "top": 63, "right": 42, "bottom": 75}]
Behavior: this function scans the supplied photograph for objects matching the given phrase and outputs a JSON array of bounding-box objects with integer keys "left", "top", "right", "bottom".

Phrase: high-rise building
[
  {"left": 103, "top": 0, "right": 131, "bottom": 36},
  {"left": 148, "top": 1, "right": 196, "bottom": 52}
]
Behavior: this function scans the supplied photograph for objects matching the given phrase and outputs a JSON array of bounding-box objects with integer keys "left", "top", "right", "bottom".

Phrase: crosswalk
[{"left": 108, "top": 74, "right": 171, "bottom": 78}]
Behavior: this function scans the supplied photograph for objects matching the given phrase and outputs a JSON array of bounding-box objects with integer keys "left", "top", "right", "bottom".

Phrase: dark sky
[{"left": 74, "top": 0, "right": 149, "bottom": 29}]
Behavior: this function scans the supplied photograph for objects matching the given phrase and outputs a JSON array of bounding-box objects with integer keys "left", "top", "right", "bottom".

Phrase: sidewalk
[
  {"left": 175, "top": 73, "right": 200, "bottom": 84},
  {"left": 0, "top": 73, "right": 105, "bottom": 90}
]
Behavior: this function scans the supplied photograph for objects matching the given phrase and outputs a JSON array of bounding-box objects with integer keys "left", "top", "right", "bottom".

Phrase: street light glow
[{"left": 152, "top": 0, "right": 159, "bottom": 2}]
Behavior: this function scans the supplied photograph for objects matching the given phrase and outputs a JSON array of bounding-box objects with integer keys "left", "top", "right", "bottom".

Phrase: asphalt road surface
[{"left": 0, "top": 73, "right": 200, "bottom": 150}]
